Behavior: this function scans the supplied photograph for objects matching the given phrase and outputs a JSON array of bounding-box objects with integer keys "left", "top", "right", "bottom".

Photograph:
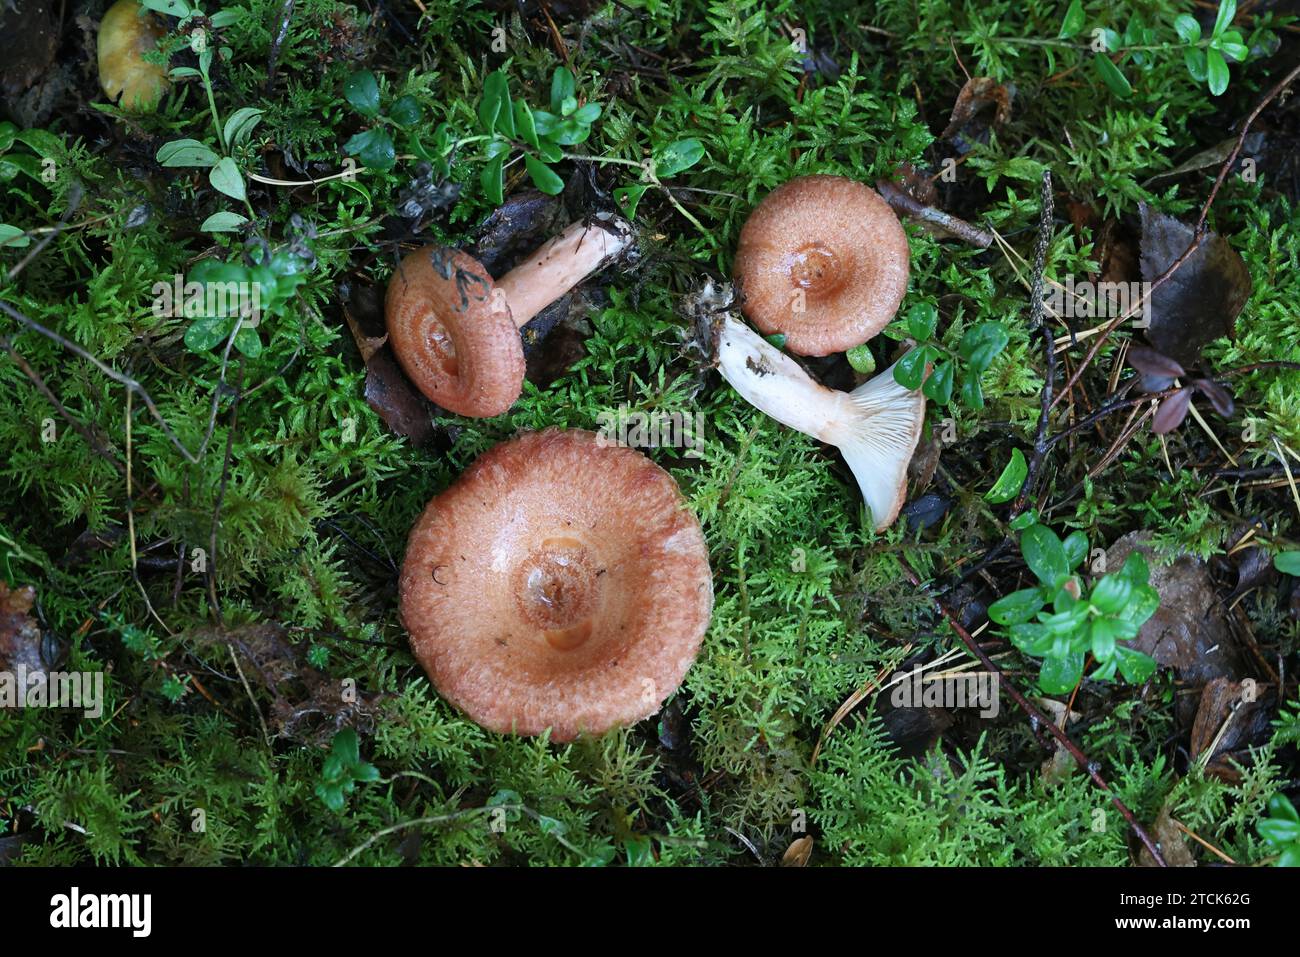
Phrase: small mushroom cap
[
  {"left": 98, "top": 0, "right": 169, "bottom": 112},
  {"left": 734, "top": 175, "right": 910, "bottom": 356},
  {"left": 399, "top": 428, "right": 713, "bottom": 740},
  {"left": 385, "top": 246, "right": 525, "bottom": 418}
]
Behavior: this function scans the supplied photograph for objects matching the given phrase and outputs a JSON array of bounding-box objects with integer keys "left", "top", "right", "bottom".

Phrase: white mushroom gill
[{"left": 715, "top": 315, "right": 926, "bottom": 531}]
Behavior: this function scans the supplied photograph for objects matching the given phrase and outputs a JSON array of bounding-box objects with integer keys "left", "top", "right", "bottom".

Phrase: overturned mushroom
[
  {"left": 97, "top": 0, "right": 170, "bottom": 112},
  {"left": 398, "top": 428, "right": 712, "bottom": 739},
  {"left": 715, "top": 315, "right": 925, "bottom": 530},
  {"left": 386, "top": 215, "right": 633, "bottom": 418},
  {"left": 733, "top": 175, "right": 910, "bottom": 356}
]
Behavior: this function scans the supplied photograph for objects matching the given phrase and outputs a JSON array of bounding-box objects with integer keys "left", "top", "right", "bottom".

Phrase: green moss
[{"left": 1, "top": 0, "right": 1296, "bottom": 866}]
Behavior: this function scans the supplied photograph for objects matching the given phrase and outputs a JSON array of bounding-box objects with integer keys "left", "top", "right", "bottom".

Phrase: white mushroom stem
[
  {"left": 715, "top": 315, "right": 926, "bottom": 531},
  {"left": 496, "top": 216, "right": 633, "bottom": 328}
]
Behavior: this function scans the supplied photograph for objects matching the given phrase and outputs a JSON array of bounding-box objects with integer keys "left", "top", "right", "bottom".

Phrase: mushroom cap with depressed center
[
  {"left": 734, "top": 175, "right": 910, "bottom": 356},
  {"left": 398, "top": 428, "right": 713, "bottom": 740},
  {"left": 385, "top": 246, "right": 525, "bottom": 418},
  {"left": 98, "top": 0, "right": 170, "bottom": 112}
]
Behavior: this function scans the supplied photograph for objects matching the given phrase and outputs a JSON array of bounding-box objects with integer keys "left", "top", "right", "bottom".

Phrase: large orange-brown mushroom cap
[
  {"left": 733, "top": 175, "right": 910, "bottom": 356},
  {"left": 398, "top": 429, "right": 713, "bottom": 740},
  {"left": 385, "top": 246, "right": 525, "bottom": 418}
]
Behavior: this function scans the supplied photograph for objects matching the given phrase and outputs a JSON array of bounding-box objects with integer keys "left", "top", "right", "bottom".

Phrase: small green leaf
[
  {"left": 157, "top": 138, "right": 219, "bottom": 168},
  {"left": 845, "top": 344, "right": 876, "bottom": 375},
  {"left": 922, "top": 359, "right": 954, "bottom": 404},
  {"left": 960, "top": 375, "right": 985, "bottom": 410},
  {"left": 1185, "top": 47, "right": 1209, "bottom": 83},
  {"left": 494, "top": 84, "right": 516, "bottom": 138},
  {"left": 1120, "top": 550, "right": 1150, "bottom": 585},
  {"left": 1009, "top": 510, "right": 1037, "bottom": 531},
  {"left": 986, "top": 448, "right": 1027, "bottom": 503},
  {"left": 549, "top": 119, "right": 590, "bottom": 146},
  {"left": 905, "top": 302, "right": 938, "bottom": 341},
  {"left": 531, "top": 109, "right": 558, "bottom": 136},
  {"left": 1090, "top": 618, "right": 1117, "bottom": 660},
  {"left": 525, "top": 154, "right": 565, "bottom": 195},
  {"left": 480, "top": 153, "right": 505, "bottom": 205},
  {"left": 1059, "top": 0, "right": 1085, "bottom": 38},
  {"left": 0, "top": 121, "right": 17, "bottom": 152},
  {"left": 1039, "top": 651, "right": 1085, "bottom": 694},
  {"left": 1274, "top": 552, "right": 1300, "bottom": 575},
  {"left": 1093, "top": 53, "right": 1133, "bottom": 97},
  {"left": 1021, "top": 524, "right": 1069, "bottom": 587},
  {"left": 13, "top": 129, "right": 59, "bottom": 158},
  {"left": 479, "top": 71, "right": 509, "bottom": 133},
  {"left": 958, "top": 322, "right": 1009, "bottom": 372},
  {"left": 613, "top": 183, "right": 650, "bottom": 219},
  {"left": 1267, "top": 794, "right": 1300, "bottom": 824},
  {"left": 1174, "top": 14, "right": 1202, "bottom": 44},
  {"left": 515, "top": 102, "right": 540, "bottom": 149},
  {"left": 233, "top": 326, "right": 262, "bottom": 358},
  {"left": 536, "top": 139, "right": 563, "bottom": 164},
  {"left": 1220, "top": 40, "right": 1249, "bottom": 63},
  {"left": 0, "top": 224, "right": 32, "bottom": 248},
  {"left": 653, "top": 138, "right": 705, "bottom": 178},
  {"left": 0, "top": 155, "right": 41, "bottom": 183},
  {"left": 989, "top": 587, "right": 1046, "bottom": 625},
  {"left": 223, "top": 107, "right": 264, "bottom": 148},
  {"left": 208, "top": 157, "right": 246, "bottom": 202},
  {"left": 1091, "top": 574, "right": 1133, "bottom": 614},
  {"left": 184, "top": 313, "right": 233, "bottom": 352},
  {"left": 344, "top": 128, "right": 396, "bottom": 171},
  {"left": 199, "top": 211, "right": 248, "bottom": 232},
  {"left": 1258, "top": 818, "right": 1300, "bottom": 845},
  {"left": 550, "top": 67, "right": 576, "bottom": 113},
  {"left": 893, "top": 348, "right": 928, "bottom": 391},
  {"left": 1063, "top": 531, "right": 1088, "bottom": 570},
  {"left": 343, "top": 70, "right": 381, "bottom": 118},
  {"left": 1206, "top": 47, "right": 1230, "bottom": 95},
  {"left": 1114, "top": 645, "right": 1157, "bottom": 684},
  {"left": 389, "top": 95, "right": 423, "bottom": 128},
  {"left": 1212, "top": 0, "right": 1237, "bottom": 39},
  {"left": 573, "top": 102, "right": 601, "bottom": 125}
]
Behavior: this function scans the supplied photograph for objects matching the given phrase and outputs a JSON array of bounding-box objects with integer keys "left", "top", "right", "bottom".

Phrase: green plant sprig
[
  {"left": 988, "top": 523, "right": 1160, "bottom": 694},
  {"left": 1058, "top": 0, "right": 1259, "bottom": 98},
  {"left": 340, "top": 69, "right": 426, "bottom": 172},
  {"left": 883, "top": 302, "right": 1009, "bottom": 409},
  {"left": 144, "top": 0, "right": 260, "bottom": 233}
]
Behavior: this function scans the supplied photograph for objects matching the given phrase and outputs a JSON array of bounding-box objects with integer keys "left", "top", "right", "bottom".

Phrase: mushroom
[
  {"left": 98, "top": 0, "right": 170, "bottom": 113},
  {"left": 733, "top": 175, "right": 910, "bottom": 356},
  {"left": 714, "top": 313, "right": 925, "bottom": 531},
  {"left": 398, "top": 427, "right": 712, "bottom": 739},
  {"left": 385, "top": 214, "right": 633, "bottom": 418}
]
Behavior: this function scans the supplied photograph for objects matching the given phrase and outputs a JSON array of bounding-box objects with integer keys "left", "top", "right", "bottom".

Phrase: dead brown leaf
[
  {"left": 0, "top": 581, "right": 44, "bottom": 677},
  {"left": 362, "top": 347, "right": 438, "bottom": 445},
  {"left": 780, "top": 836, "right": 813, "bottom": 867},
  {"left": 941, "top": 77, "right": 1013, "bottom": 143},
  {"left": 194, "top": 622, "right": 384, "bottom": 746},
  {"left": 341, "top": 284, "right": 388, "bottom": 364},
  {"left": 1189, "top": 676, "right": 1271, "bottom": 779},
  {"left": 1139, "top": 204, "right": 1252, "bottom": 368},
  {"left": 1137, "top": 804, "right": 1196, "bottom": 867}
]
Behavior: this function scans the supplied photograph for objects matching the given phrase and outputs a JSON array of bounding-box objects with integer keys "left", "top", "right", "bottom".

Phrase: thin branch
[
  {"left": 1011, "top": 170, "right": 1056, "bottom": 517},
  {"left": 899, "top": 558, "right": 1168, "bottom": 866},
  {"left": 1051, "top": 61, "right": 1300, "bottom": 408}
]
